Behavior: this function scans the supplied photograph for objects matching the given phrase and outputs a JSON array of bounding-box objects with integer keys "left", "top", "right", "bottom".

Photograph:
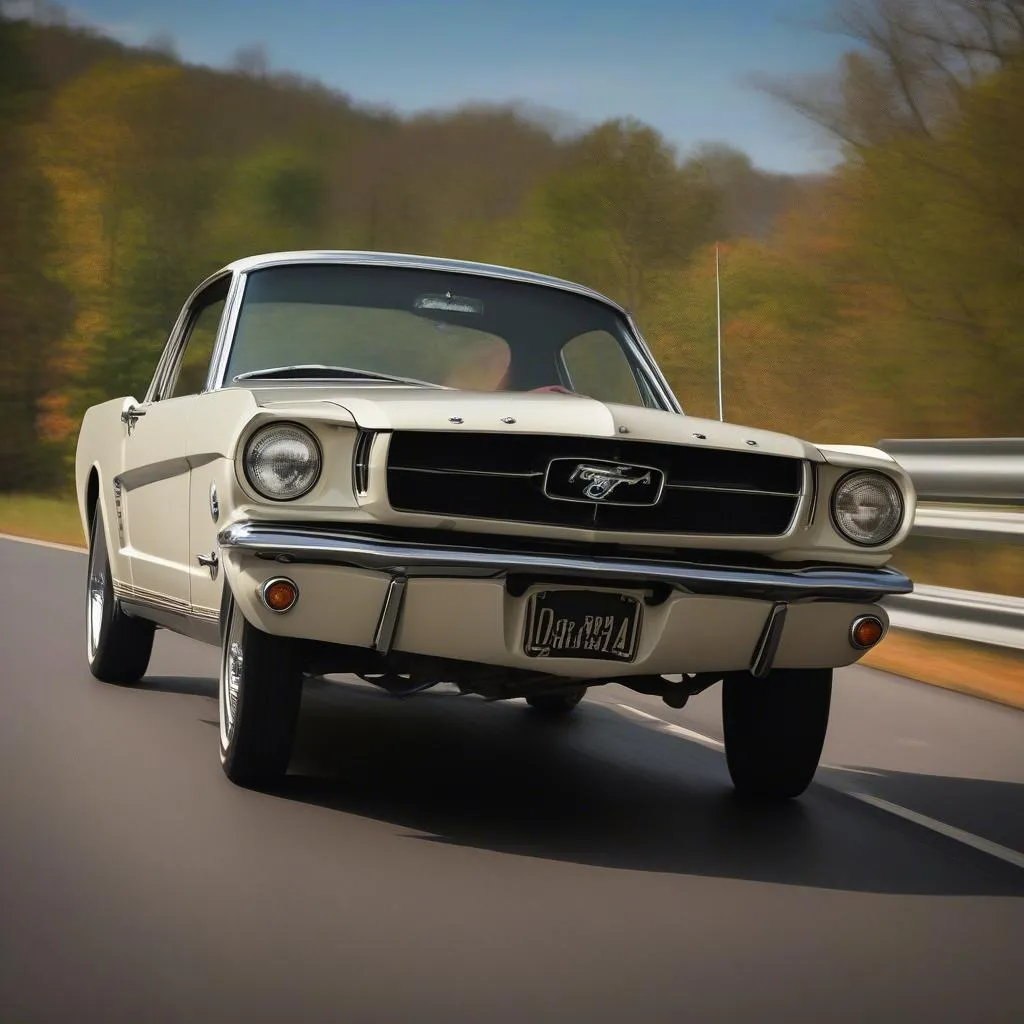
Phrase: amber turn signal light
[
  {"left": 850, "top": 615, "right": 885, "bottom": 649},
  {"left": 260, "top": 577, "right": 298, "bottom": 613}
]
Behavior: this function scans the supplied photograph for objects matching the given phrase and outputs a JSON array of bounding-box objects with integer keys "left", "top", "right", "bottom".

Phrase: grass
[
  {"left": 862, "top": 630, "right": 1024, "bottom": 710},
  {"left": 0, "top": 493, "right": 85, "bottom": 548},
  {"left": 1, "top": 493, "right": 1020, "bottom": 708}
]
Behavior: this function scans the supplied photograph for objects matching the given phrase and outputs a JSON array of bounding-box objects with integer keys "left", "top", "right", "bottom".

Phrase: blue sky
[{"left": 56, "top": 0, "right": 852, "bottom": 174}]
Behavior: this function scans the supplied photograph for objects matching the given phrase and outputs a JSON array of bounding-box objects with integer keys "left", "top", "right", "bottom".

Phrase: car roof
[{"left": 218, "top": 250, "right": 628, "bottom": 315}]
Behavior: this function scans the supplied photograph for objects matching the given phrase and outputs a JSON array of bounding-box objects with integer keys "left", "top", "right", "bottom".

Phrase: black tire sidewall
[
  {"left": 87, "top": 503, "right": 154, "bottom": 683},
  {"left": 722, "top": 668, "right": 832, "bottom": 799},
  {"left": 219, "top": 592, "right": 303, "bottom": 786}
]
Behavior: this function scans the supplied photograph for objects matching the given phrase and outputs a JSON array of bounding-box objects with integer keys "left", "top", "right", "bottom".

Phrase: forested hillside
[{"left": 1, "top": 0, "right": 1021, "bottom": 492}]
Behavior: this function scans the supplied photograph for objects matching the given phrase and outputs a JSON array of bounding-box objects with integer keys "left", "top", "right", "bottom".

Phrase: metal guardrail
[
  {"left": 911, "top": 505, "right": 1024, "bottom": 543},
  {"left": 884, "top": 586, "right": 1024, "bottom": 651},
  {"left": 877, "top": 438, "right": 1024, "bottom": 506},
  {"left": 875, "top": 438, "right": 1023, "bottom": 651}
]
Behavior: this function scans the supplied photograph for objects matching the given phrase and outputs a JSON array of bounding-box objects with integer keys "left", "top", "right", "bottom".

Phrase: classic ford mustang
[{"left": 75, "top": 250, "right": 915, "bottom": 796}]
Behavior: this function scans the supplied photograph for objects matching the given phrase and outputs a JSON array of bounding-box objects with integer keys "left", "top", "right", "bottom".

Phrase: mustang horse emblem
[{"left": 569, "top": 463, "right": 654, "bottom": 501}]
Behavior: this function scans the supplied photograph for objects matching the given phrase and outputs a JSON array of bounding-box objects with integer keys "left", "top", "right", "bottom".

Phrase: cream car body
[{"left": 75, "top": 251, "right": 915, "bottom": 795}]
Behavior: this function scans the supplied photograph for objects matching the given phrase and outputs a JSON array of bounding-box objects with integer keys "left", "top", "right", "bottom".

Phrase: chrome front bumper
[{"left": 217, "top": 522, "right": 913, "bottom": 603}]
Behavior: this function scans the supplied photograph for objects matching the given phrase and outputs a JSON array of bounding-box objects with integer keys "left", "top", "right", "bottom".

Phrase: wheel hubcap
[
  {"left": 226, "top": 641, "right": 242, "bottom": 732},
  {"left": 220, "top": 605, "right": 245, "bottom": 750},
  {"left": 87, "top": 557, "right": 105, "bottom": 660}
]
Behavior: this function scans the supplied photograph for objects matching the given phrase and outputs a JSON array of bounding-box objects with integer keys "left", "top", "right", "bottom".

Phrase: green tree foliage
[
  {"left": 747, "top": 0, "right": 1024, "bottom": 439},
  {"left": 1, "top": 0, "right": 1021, "bottom": 493},
  {"left": 0, "top": 14, "right": 68, "bottom": 489},
  {"left": 511, "top": 119, "right": 719, "bottom": 316}
]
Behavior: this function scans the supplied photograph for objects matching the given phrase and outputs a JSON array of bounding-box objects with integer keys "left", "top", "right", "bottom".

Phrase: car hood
[{"left": 249, "top": 384, "right": 823, "bottom": 462}]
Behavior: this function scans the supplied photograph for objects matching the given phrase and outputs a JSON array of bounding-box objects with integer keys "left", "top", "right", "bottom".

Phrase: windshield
[{"left": 224, "top": 263, "right": 657, "bottom": 407}]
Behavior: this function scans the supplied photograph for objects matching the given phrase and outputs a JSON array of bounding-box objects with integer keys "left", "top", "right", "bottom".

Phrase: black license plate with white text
[{"left": 523, "top": 590, "right": 642, "bottom": 662}]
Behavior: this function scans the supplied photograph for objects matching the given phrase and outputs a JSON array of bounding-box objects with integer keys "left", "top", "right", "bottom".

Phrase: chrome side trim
[
  {"left": 113, "top": 581, "right": 222, "bottom": 622},
  {"left": 217, "top": 522, "right": 914, "bottom": 602},
  {"left": 749, "top": 602, "right": 788, "bottom": 678},
  {"left": 113, "top": 581, "right": 191, "bottom": 614},
  {"left": 119, "top": 599, "right": 221, "bottom": 647},
  {"left": 372, "top": 576, "right": 408, "bottom": 655}
]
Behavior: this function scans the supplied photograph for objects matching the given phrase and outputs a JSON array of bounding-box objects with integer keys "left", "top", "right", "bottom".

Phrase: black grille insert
[{"left": 386, "top": 431, "right": 804, "bottom": 536}]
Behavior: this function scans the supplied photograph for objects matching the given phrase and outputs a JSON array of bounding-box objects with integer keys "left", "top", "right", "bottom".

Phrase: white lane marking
[
  {"left": 847, "top": 791, "right": 1024, "bottom": 871},
  {"left": 0, "top": 532, "right": 86, "bottom": 554},
  {"left": 663, "top": 722, "right": 724, "bottom": 750},
  {"left": 614, "top": 702, "right": 723, "bottom": 749},
  {"left": 611, "top": 698, "right": 1023, "bottom": 872},
  {"left": 615, "top": 703, "right": 664, "bottom": 723}
]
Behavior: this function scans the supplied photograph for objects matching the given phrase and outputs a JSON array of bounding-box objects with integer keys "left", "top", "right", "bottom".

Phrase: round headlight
[
  {"left": 830, "top": 471, "right": 904, "bottom": 546},
  {"left": 244, "top": 423, "right": 321, "bottom": 501}
]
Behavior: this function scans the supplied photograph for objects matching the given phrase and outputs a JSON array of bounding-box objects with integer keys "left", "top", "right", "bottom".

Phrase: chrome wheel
[
  {"left": 219, "top": 601, "right": 245, "bottom": 754},
  {"left": 84, "top": 501, "right": 154, "bottom": 683},
  {"left": 217, "top": 592, "right": 303, "bottom": 786},
  {"left": 86, "top": 533, "right": 106, "bottom": 663}
]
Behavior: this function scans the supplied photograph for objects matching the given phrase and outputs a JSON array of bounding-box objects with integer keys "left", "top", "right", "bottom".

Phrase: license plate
[{"left": 523, "top": 590, "right": 642, "bottom": 662}]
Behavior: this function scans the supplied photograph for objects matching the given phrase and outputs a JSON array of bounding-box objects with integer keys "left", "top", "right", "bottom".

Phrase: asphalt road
[{"left": 2, "top": 537, "right": 1022, "bottom": 1024}]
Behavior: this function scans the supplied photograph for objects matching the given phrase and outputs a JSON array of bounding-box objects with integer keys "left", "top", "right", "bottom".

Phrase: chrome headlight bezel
[
  {"left": 829, "top": 470, "right": 905, "bottom": 547},
  {"left": 242, "top": 422, "right": 323, "bottom": 502}
]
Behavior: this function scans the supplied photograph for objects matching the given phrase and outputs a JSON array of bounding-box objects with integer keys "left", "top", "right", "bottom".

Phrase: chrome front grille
[{"left": 385, "top": 431, "right": 805, "bottom": 537}]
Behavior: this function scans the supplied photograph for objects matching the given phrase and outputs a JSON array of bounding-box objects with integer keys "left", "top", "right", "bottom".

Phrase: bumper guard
[{"left": 218, "top": 522, "right": 913, "bottom": 604}]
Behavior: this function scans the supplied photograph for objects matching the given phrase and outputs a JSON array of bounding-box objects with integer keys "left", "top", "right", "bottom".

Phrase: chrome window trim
[
  {"left": 207, "top": 270, "right": 248, "bottom": 394},
  {"left": 144, "top": 303, "right": 192, "bottom": 404},
  {"left": 217, "top": 251, "right": 632, "bottom": 310},
  {"left": 624, "top": 310, "right": 682, "bottom": 414},
  {"left": 145, "top": 270, "right": 236, "bottom": 404},
  {"left": 204, "top": 253, "right": 684, "bottom": 413}
]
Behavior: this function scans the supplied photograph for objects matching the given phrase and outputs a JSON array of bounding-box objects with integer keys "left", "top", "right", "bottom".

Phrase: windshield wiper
[{"left": 232, "top": 364, "right": 446, "bottom": 388}]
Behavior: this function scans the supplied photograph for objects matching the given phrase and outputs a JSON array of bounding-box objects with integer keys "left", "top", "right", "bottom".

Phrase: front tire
[
  {"left": 219, "top": 593, "right": 303, "bottom": 788},
  {"left": 526, "top": 686, "right": 586, "bottom": 714},
  {"left": 722, "top": 668, "right": 832, "bottom": 800},
  {"left": 86, "top": 502, "right": 154, "bottom": 683}
]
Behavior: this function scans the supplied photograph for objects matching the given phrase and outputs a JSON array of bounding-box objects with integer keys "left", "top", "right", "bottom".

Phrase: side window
[
  {"left": 561, "top": 331, "right": 645, "bottom": 407},
  {"left": 165, "top": 284, "right": 228, "bottom": 400}
]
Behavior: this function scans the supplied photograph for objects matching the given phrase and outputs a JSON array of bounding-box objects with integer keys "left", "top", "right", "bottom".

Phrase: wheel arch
[
  {"left": 81, "top": 464, "right": 129, "bottom": 586},
  {"left": 85, "top": 467, "right": 100, "bottom": 544}
]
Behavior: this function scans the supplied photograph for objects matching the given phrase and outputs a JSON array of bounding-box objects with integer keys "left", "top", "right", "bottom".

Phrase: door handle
[
  {"left": 197, "top": 552, "right": 219, "bottom": 580},
  {"left": 120, "top": 405, "right": 147, "bottom": 432}
]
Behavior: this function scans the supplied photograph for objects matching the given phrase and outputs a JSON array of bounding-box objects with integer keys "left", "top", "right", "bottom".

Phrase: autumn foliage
[{"left": 0, "top": 1, "right": 1021, "bottom": 492}]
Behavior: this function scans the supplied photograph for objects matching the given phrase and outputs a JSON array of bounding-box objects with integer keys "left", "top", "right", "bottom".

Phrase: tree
[
  {"left": 0, "top": 13, "right": 69, "bottom": 489},
  {"left": 752, "top": 0, "right": 1024, "bottom": 436},
  {"left": 512, "top": 119, "right": 719, "bottom": 316}
]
